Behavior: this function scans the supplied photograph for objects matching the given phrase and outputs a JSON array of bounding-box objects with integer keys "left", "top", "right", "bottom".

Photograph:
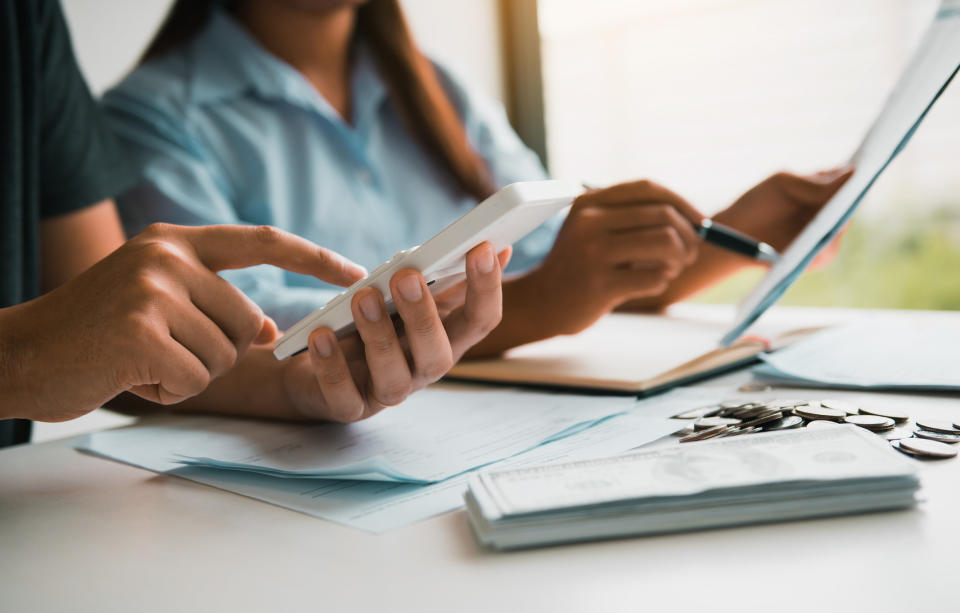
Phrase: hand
[
  {"left": 280, "top": 242, "right": 508, "bottom": 422},
  {"left": 719, "top": 166, "right": 854, "bottom": 256},
  {"left": 520, "top": 180, "right": 703, "bottom": 336},
  {"left": 0, "top": 223, "right": 366, "bottom": 422}
]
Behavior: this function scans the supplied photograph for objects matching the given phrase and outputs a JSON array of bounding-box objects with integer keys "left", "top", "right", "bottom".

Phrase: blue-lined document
[
  {"left": 74, "top": 388, "right": 718, "bottom": 532},
  {"left": 754, "top": 314, "right": 960, "bottom": 390}
]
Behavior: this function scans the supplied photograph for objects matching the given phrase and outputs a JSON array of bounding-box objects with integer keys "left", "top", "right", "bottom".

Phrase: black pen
[
  {"left": 580, "top": 183, "right": 780, "bottom": 263},
  {"left": 696, "top": 218, "right": 780, "bottom": 263}
]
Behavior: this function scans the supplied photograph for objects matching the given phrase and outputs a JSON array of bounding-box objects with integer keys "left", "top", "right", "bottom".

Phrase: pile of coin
[{"left": 670, "top": 398, "right": 960, "bottom": 460}]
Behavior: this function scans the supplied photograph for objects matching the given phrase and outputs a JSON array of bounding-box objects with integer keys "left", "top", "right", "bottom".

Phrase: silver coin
[
  {"left": 732, "top": 405, "right": 771, "bottom": 419},
  {"left": 720, "top": 400, "right": 749, "bottom": 410},
  {"left": 672, "top": 405, "right": 722, "bottom": 420},
  {"left": 805, "top": 420, "right": 841, "bottom": 430},
  {"left": 915, "top": 419, "right": 960, "bottom": 435},
  {"left": 679, "top": 425, "right": 728, "bottom": 443},
  {"left": 858, "top": 406, "right": 910, "bottom": 424},
  {"left": 762, "top": 415, "right": 804, "bottom": 431},
  {"left": 671, "top": 426, "right": 695, "bottom": 437},
  {"left": 795, "top": 404, "right": 847, "bottom": 421},
  {"left": 843, "top": 414, "right": 896, "bottom": 432},
  {"left": 914, "top": 429, "right": 960, "bottom": 444},
  {"left": 717, "top": 425, "right": 763, "bottom": 438},
  {"left": 820, "top": 399, "right": 860, "bottom": 416},
  {"left": 739, "top": 410, "right": 783, "bottom": 429},
  {"left": 694, "top": 416, "right": 741, "bottom": 431},
  {"left": 897, "top": 437, "right": 959, "bottom": 459}
]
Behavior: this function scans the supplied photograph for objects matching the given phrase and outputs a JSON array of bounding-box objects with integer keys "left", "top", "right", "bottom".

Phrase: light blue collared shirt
[{"left": 103, "top": 11, "right": 556, "bottom": 329}]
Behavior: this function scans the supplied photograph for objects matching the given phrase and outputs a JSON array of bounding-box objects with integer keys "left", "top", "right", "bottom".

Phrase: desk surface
[{"left": 2, "top": 307, "right": 958, "bottom": 613}]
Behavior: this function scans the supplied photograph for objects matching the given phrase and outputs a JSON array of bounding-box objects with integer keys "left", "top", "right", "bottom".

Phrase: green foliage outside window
[{"left": 693, "top": 207, "right": 960, "bottom": 310}]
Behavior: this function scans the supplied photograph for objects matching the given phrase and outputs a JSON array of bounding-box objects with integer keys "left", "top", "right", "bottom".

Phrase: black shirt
[{"left": 1, "top": 0, "right": 135, "bottom": 447}]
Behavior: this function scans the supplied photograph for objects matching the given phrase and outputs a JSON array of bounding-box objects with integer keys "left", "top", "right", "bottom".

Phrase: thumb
[{"left": 784, "top": 167, "right": 854, "bottom": 206}]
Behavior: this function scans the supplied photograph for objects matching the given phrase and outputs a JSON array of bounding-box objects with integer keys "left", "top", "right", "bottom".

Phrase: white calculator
[{"left": 273, "top": 180, "right": 583, "bottom": 360}]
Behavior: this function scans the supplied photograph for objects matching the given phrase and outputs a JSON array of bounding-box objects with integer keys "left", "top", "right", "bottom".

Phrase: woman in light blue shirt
[{"left": 104, "top": 0, "right": 850, "bottom": 358}]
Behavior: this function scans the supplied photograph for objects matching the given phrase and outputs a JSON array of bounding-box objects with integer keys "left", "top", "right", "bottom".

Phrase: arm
[
  {"left": 619, "top": 167, "right": 854, "bottom": 311},
  {"left": 464, "top": 181, "right": 703, "bottom": 357},
  {"left": 118, "top": 244, "right": 510, "bottom": 423},
  {"left": 3, "top": 208, "right": 506, "bottom": 424},
  {"left": 39, "top": 199, "right": 126, "bottom": 291},
  {"left": 0, "top": 221, "right": 366, "bottom": 422}
]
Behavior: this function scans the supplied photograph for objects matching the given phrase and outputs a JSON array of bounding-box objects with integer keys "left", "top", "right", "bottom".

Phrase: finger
[
  {"left": 433, "top": 247, "right": 512, "bottom": 318},
  {"left": 165, "top": 297, "right": 239, "bottom": 379},
  {"left": 305, "top": 328, "right": 366, "bottom": 422},
  {"left": 603, "top": 226, "right": 690, "bottom": 271},
  {"left": 585, "top": 204, "right": 701, "bottom": 253},
  {"left": 128, "top": 334, "right": 210, "bottom": 405},
  {"left": 609, "top": 265, "right": 674, "bottom": 301},
  {"left": 168, "top": 224, "right": 367, "bottom": 286},
  {"left": 497, "top": 246, "right": 513, "bottom": 271},
  {"left": 813, "top": 164, "right": 855, "bottom": 182},
  {"left": 776, "top": 169, "right": 854, "bottom": 207},
  {"left": 390, "top": 269, "right": 454, "bottom": 385},
  {"left": 443, "top": 242, "right": 504, "bottom": 359},
  {"left": 351, "top": 287, "right": 413, "bottom": 407},
  {"left": 254, "top": 316, "right": 279, "bottom": 345},
  {"left": 185, "top": 268, "right": 267, "bottom": 354},
  {"left": 575, "top": 179, "right": 705, "bottom": 224}
]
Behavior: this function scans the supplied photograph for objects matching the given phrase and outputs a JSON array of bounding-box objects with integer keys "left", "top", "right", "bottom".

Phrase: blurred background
[
  {"left": 44, "top": 0, "right": 958, "bottom": 442},
  {"left": 62, "top": 0, "right": 960, "bottom": 312},
  {"left": 538, "top": 0, "right": 960, "bottom": 309}
]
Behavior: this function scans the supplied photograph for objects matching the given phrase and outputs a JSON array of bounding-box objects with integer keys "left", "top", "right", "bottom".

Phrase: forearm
[
  {"left": 0, "top": 304, "right": 33, "bottom": 420},
  {"left": 463, "top": 271, "right": 569, "bottom": 358}
]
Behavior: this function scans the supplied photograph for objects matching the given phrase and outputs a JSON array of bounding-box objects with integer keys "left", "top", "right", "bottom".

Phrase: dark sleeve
[{"left": 35, "top": 0, "right": 138, "bottom": 218}]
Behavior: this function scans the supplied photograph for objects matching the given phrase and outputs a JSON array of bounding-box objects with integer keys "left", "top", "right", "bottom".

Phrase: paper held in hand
[
  {"left": 723, "top": 1, "right": 960, "bottom": 345},
  {"left": 465, "top": 425, "right": 920, "bottom": 550}
]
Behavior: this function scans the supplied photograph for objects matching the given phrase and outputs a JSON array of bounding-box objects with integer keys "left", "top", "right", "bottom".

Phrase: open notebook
[{"left": 447, "top": 311, "right": 816, "bottom": 395}]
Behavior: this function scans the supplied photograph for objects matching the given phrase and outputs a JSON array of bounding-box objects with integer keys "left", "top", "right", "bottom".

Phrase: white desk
[{"left": 2, "top": 307, "right": 958, "bottom": 613}]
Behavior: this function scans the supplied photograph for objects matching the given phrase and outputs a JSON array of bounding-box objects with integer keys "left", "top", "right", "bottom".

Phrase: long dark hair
[{"left": 140, "top": 0, "right": 495, "bottom": 202}]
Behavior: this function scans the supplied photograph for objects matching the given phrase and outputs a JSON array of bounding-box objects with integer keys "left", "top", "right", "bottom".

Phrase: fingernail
[
  {"left": 397, "top": 274, "right": 422, "bottom": 302},
  {"left": 359, "top": 292, "right": 382, "bottom": 321},
  {"left": 312, "top": 333, "right": 333, "bottom": 358},
  {"left": 476, "top": 245, "right": 496, "bottom": 273}
]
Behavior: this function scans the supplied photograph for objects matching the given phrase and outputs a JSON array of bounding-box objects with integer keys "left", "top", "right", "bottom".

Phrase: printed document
[
  {"left": 75, "top": 387, "right": 717, "bottom": 532},
  {"left": 754, "top": 313, "right": 960, "bottom": 390},
  {"left": 724, "top": 1, "right": 960, "bottom": 345},
  {"left": 81, "top": 387, "right": 631, "bottom": 483}
]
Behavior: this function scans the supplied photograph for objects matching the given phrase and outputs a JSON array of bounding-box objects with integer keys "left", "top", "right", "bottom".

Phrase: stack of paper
[
  {"left": 76, "top": 387, "right": 717, "bottom": 533},
  {"left": 466, "top": 426, "right": 919, "bottom": 550},
  {"left": 81, "top": 387, "right": 632, "bottom": 484},
  {"left": 753, "top": 314, "right": 960, "bottom": 391}
]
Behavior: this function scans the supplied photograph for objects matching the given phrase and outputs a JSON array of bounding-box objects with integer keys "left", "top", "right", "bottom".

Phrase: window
[{"left": 531, "top": 0, "right": 960, "bottom": 308}]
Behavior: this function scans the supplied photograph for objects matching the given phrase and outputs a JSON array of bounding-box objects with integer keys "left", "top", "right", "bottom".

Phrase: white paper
[
  {"left": 476, "top": 425, "right": 916, "bottom": 517},
  {"left": 724, "top": 1, "right": 960, "bottom": 345},
  {"left": 75, "top": 388, "right": 717, "bottom": 532},
  {"left": 754, "top": 313, "right": 960, "bottom": 390},
  {"left": 81, "top": 387, "right": 632, "bottom": 483}
]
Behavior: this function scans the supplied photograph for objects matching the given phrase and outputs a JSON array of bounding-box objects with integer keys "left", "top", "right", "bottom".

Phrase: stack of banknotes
[{"left": 465, "top": 425, "right": 920, "bottom": 550}]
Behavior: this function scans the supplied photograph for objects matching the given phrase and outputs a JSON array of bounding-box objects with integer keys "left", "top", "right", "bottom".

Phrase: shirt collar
[{"left": 188, "top": 9, "right": 388, "bottom": 126}]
